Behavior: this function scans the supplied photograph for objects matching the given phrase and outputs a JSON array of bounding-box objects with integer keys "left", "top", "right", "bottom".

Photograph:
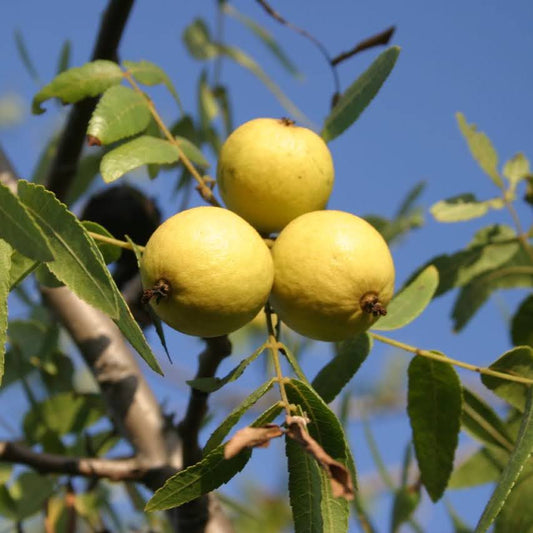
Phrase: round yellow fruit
[
  {"left": 270, "top": 210, "right": 395, "bottom": 341},
  {"left": 140, "top": 206, "right": 274, "bottom": 337},
  {"left": 217, "top": 117, "right": 334, "bottom": 234}
]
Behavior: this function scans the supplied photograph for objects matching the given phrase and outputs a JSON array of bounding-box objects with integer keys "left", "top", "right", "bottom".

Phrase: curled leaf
[
  {"left": 224, "top": 424, "right": 283, "bottom": 459},
  {"left": 286, "top": 415, "right": 354, "bottom": 500}
]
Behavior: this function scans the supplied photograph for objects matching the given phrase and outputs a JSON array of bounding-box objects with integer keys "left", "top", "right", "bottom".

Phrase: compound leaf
[
  {"left": 322, "top": 46, "right": 400, "bottom": 143},
  {"left": 87, "top": 85, "right": 151, "bottom": 145},
  {"left": 407, "top": 356, "right": 462, "bottom": 501},
  {"left": 100, "top": 135, "right": 180, "bottom": 183},
  {"left": 33, "top": 60, "right": 123, "bottom": 114},
  {"left": 373, "top": 265, "right": 438, "bottom": 330}
]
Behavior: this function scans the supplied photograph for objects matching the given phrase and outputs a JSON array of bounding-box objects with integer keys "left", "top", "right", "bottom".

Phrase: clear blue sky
[{"left": 1, "top": 1, "right": 533, "bottom": 531}]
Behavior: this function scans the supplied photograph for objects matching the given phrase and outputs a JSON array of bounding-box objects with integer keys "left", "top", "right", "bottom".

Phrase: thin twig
[
  {"left": 88, "top": 231, "right": 144, "bottom": 252},
  {"left": 331, "top": 26, "right": 396, "bottom": 66},
  {"left": 371, "top": 332, "right": 533, "bottom": 386}
]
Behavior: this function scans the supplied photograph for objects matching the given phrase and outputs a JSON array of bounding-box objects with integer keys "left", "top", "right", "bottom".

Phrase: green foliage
[
  {"left": 407, "top": 356, "right": 462, "bottom": 501},
  {"left": 81, "top": 221, "right": 122, "bottom": 264},
  {"left": 430, "top": 194, "right": 504, "bottom": 222},
  {"left": 321, "top": 46, "right": 400, "bottom": 142},
  {"left": 511, "top": 295, "right": 533, "bottom": 347},
  {"left": 0, "top": 239, "right": 10, "bottom": 384}
]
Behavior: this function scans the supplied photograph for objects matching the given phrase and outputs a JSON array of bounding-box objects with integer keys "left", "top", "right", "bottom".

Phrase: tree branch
[
  {"left": 44, "top": 0, "right": 135, "bottom": 200},
  {"left": 331, "top": 26, "right": 396, "bottom": 66}
]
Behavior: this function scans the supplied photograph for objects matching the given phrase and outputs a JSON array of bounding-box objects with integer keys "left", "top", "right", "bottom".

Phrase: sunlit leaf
[
  {"left": 373, "top": 265, "right": 438, "bottom": 330},
  {"left": 123, "top": 59, "right": 183, "bottom": 110},
  {"left": 312, "top": 333, "right": 371, "bottom": 403},
  {"left": 32, "top": 60, "right": 123, "bottom": 114},
  {"left": 430, "top": 194, "right": 504, "bottom": 222},
  {"left": 9, "top": 250, "right": 38, "bottom": 289},
  {"left": 87, "top": 85, "right": 151, "bottom": 145},
  {"left": 511, "top": 295, "right": 533, "bottom": 348},
  {"left": 503, "top": 153, "right": 531, "bottom": 188},
  {"left": 475, "top": 389, "right": 533, "bottom": 532},
  {"left": 100, "top": 135, "right": 180, "bottom": 183},
  {"left": 0, "top": 182, "right": 54, "bottom": 262},
  {"left": 81, "top": 221, "right": 122, "bottom": 264},
  {"left": 321, "top": 46, "right": 400, "bottom": 143},
  {"left": 407, "top": 356, "right": 462, "bottom": 501},
  {"left": 456, "top": 112, "right": 502, "bottom": 187},
  {"left": 18, "top": 181, "right": 119, "bottom": 319},
  {"left": 481, "top": 346, "right": 533, "bottom": 411},
  {"left": 449, "top": 446, "right": 508, "bottom": 489},
  {"left": 0, "top": 239, "right": 11, "bottom": 385},
  {"left": 175, "top": 136, "right": 210, "bottom": 167}
]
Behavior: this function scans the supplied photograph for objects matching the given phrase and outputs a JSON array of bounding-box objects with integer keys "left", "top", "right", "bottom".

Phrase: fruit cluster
[{"left": 141, "top": 117, "right": 395, "bottom": 341}]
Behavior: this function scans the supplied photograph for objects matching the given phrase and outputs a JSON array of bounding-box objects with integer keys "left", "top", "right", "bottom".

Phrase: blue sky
[{"left": 1, "top": 1, "right": 533, "bottom": 531}]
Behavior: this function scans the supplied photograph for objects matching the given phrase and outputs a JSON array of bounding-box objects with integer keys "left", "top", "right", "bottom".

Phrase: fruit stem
[
  {"left": 371, "top": 332, "right": 533, "bottom": 386},
  {"left": 265, "top": 303, "right": 292, "bottom": 416},
  {"left": 88, "top": 231, "right": 145, "bottom": 252},
  {"left": 123, "top": 70, "right": 221, "bottom": 208}
]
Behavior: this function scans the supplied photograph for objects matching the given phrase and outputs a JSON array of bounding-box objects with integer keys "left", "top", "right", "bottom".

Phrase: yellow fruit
[
  {"left": 270, "top": 210, "right": 395, "bottom": 341},
  {"left": 140, "top": 206, "right": 274, "bottom": 337},
  {"left": 217, "top": 117, "right": 334, "bottom": 234}
]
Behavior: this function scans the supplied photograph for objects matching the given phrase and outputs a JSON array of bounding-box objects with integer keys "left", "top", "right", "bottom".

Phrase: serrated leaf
[
  {"left": 475, "top": 388, "right": 533, "bottom": 532},
  {"left": 456, "top": 112, "right": 502, "bottom": 187},
  {"left": 223, "top": 3, "right": 302, "bottom": 78},
  {"left": 32, "top": 60, "right": 123, "bottom": 114},
  {"left": 462, "top": 387, "right": 513, "bottom": 451},
  {"left": 81, "top": 221, "right": 122, "bottom": 264},
  {"left": 373, "top": 265, "right": 438, "bottom": 330},
  {"left": 123, "top": 59, "right": 183, "bottom": 109},
  {"left": 87, "top": 85, "right": 151, "bottom": 145},
  {"left": 285, "top": 379, "right": 355, "bottom": 532},
  {"left": 146, "top": 404, "right": 281, "bottom": 512},
  {"left": 449, "top": 446, "right": 508, "bottom": 489},
  {"left": 17, "top": 181, "right": 119, "bottom": 319},
  {"left": 312, "top": 333, "right": 371, "bottom": 403},
  {"left": 0, "top": 239, "right": 11, "bottom": 385},
  {"left": 183, "top": 19, "right": 219, "bottom": 60},
  {"left": 512, "top": 295, "right": 533, "bottom": 348},
  {"left": 56, "top": 40, "right": 71, "bottom": 74},
  {"left": 0, "top": 182, "right": 54, "bottom": 261},
  {"left": 407, "top": 356, "right": 462, "bottom": 501},
  {"left": 203, "top": 382, "right": 278, "bottom": 454},
  {"left": 188, "top": 343, "right": 267, "bottom": 393},
  {"left": 100, "top": 135, "right": 180, "bottom": 183},
  {"left": 481, "top": 346, "right": 533, "bottom": 411},
  {"left": 494, "top": 471, "right": 533, "bottom": 533},
  {"left": 503, "top": 153, "right": 531, "bottom": 188},
  {"left": 321, "top": 46, "right": 400, "bottom": 143},
  {"left": 9, "top": 250, "right": 38, "bottom": 289},
  {"left": 286, "top": 435, "right": 323, "bottom": 533},
  {"left": 430, "top": 194, "right": 505, "bottom": 222}
]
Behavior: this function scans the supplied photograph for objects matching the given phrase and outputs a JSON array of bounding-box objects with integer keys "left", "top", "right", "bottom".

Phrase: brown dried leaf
[
  {"left": 224, "top": 424, "right": 283, "bottom": 459},
  {"left": 286, "top": 415, "right": 354, "bottom": 500}
]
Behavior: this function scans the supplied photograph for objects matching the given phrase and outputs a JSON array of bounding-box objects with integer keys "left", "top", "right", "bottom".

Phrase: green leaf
[
  {"left": 56, "top": 39, "right": 71, "bottom": 74},
  {"left": 64, "top": 153, "right": 103, "bottom": 206},
  {"left": 14, "top": 29, "right": 39, "bottom": 83},
  {"left": 285, "top": 379, "right": 354, "bottom": 532},
  {"left": 32, "top": 60, "right": 123, "bottom": 114},
  {"left": 407, "top": 356, "right": 462, "bottom": 501},
  {"left": 146, "top": 404, "right": 281, "bottom": 512},
  {"left": 449, "top": 446, "right": 508, "bottom": 489},
  {"left": 0, "top": 182, "right": 54, "bottom": 262},
  {"left": 188, "top": 343, "right": 267, "bottom": 393},
  {"left": 456, "top": 112, "right": 502, "bottom": 187},
  {"left": 87, "top": 85, "right": 151, "bottom": 145},
  {"left": 198, "top": 71, "right": 219, "bottom": 128},
  {"left": 373, "top": 265, "right": 438, "bottom": 330},
  {"left": 494, "top": 471, "right": 533, "bottom": 533},
  {"left": 503, "top": 152, "right": 531, "bottom": 188},
  {"left": 512, "top": 295, "right": 533, "bottom": 348},
  {"left": 481, "top": 346, "right": 533, "bottom": 411},
  {"left": 279, "top": 342, "right": 308, "bottom": 383},
  {"left": 286, "top": 435, "right": 323, "bottom": 533},
  {"left": 17, "top": 181, "right": 119, "bottom": 319},
  {"left": 223, "top": 3, "right": 302, "bottom": 78},
  {"left": 100, "top": 135, "right": 180, "bottom": 183},
  {"left": 123, "top": 59, "right": 183, "bottom": 110},
  {"left": 9, "top": 250, "right": 38, "bottom": 289},
  {"left": 430, "top": 194, "right": 504, "bottom": 222},
  {"left": 10, "top": 472, "right": 55, "bottom": 520},
  {"left": 81, "top": 221, "right": 122, "bottom": 264},
  {"left": 0, "top": 240, "right": 11, "bottom": 385},
  {"left": 391, "top": 487, "right": 421, "bottom": 533},
  {"left": 462, "top": 387, "right": 513, "bottom": 451},
  {"left": 175, "top": 136, "right": 210, "bottom": 167},
  {"left": 475, "top": 388, "right": 533, "bottom": 532},
  {"left": 183, "top": 19, "right": 219, "bottom": 59},
  {"left": 203, "top": 380, "right": 278, "bottom": 454},
  {"left": 312, "top": 333, "right": 371, "bottom": 403},
  {"left": 321, "top": 46, "right": 400, "bottom": 143}
]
